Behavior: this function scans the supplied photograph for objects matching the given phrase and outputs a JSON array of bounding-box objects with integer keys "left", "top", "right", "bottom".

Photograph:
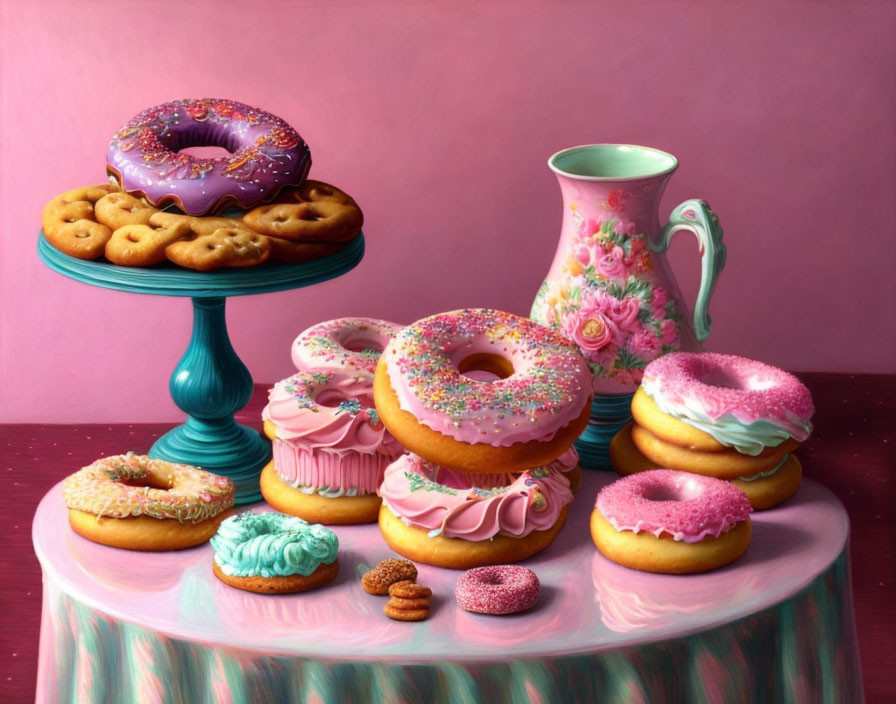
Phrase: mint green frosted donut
[{"left": 211, "top": 511, "right": 338, "bottom": 578}]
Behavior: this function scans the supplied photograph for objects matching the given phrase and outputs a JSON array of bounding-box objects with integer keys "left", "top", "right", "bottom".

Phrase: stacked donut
[
  {"left": 41, "top": 98, "right": 363, "bottom": 270},
  {"left": 610, "top": 352, "right": 814, "bottom": 510},
  {"left": 260, "top": 318, "right": 405, "bottom": 524},
  {"left": 373, "top": 308, "right": 593, "bottom": 569}
]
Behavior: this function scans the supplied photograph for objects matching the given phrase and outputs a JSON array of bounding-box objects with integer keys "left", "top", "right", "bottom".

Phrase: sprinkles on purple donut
[{"left": 106, "top": 98, "right": 311, "bottom": 215}]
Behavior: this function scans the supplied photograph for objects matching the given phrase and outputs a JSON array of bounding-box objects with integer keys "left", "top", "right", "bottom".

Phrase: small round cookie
[
  {"left": 591, "top": 470, "right": 752, "bottom": 574},
  {"left": 242, "top": 180, "right": 363, "bottom": 242},
  {"left": 455, "top": 565, "right": 540, "bottom": 615},
  {"left": 292, "top": 318, "right": 404, "bottom": 378},
  {"left": 41, "top": 184, "right": 118, "bottom": 260},
  {"left": 375, "top": 308, "right": 593, "bottom": 473},
  {"left": 210, "top": 511, "right": 339, "bottom": 594},
  {"left": 63, "top": 453, "right": 235, "bottom": 551},
  {"left": 94, "top": 191, "right": 159, "bottom": 230},
  {"left": 361, "top": 559, "right": 418, "bottom": 595}
]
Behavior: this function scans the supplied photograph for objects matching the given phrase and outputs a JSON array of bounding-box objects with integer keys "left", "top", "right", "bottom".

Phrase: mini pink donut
[
  {"left": 455, "top": 565, "right": 540, "bottom": 615},
  {"left": 596, "top": 469, "right": 752, "bottom": 542},
  {"left": 292, "top": 318, "right": 404, "bottom": 378}
]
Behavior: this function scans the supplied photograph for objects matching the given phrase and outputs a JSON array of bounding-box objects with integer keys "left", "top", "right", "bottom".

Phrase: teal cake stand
[{"left": 38, "top": 232, "right": 365, "bottom": 504}]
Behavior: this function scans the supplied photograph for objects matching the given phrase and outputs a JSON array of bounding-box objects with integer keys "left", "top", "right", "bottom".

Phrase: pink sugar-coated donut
[
  {"left": 596, "top": 469, "right": 752, "bottom": 542},
  {"left": 642, "top": 353, "right": 814, "bottom": 439},
  {"left": 455, "top": 565, "right": 540, "bottom": 615},
  {"left": 291, "top": 318, "right": 404, "bottom": 378}
]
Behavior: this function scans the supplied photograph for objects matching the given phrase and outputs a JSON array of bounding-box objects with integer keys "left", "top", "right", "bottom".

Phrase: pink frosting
[
  {"left": 271, "top": 440, "right": 391, "bottom": 495},
  {"left": 455, "top": 566, "right": 540, "bottom": 615},
  {"left": 383, "top": 308, "right": 592, "bottom": 447},
  {"left": 595, "top": 469, "right": 752, "bottom": 543},
  {"left": 378, "top": 453, "right": 573, "bottom": 541},
  {"left": 643, "top": 352, "right": 814, "bottom": 437},
  {"left": 291, "top": 317, "right": 403, "bottom": 378},
  {"left": 263, "top": 370, "right": 400, "bottom": 455}
]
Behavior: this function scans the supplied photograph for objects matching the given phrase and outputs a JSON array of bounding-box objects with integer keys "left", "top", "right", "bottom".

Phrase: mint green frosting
[
  {"left": 210, "top": 512, "right": 338, "bottom": 578},
  {"left": 297, "top": 485, "right": 361, "bottom": 498},
  {"left": 642, "top": 382, "right": 806, "bottom": 456},
  {"left": 737, "top": 455, "right": 789, "bottom": 482}
]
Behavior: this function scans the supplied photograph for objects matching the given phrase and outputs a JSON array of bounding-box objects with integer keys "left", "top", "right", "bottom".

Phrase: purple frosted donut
[
  {"left": 106, "top": 99, "right": 311, "bottom": 216},
  {"left": 455, "top": 565, "right": 540, "bottom": 615},
  {"left": 596, "top": 469, "right": 752, "bottom": 543},
  {"left": 292, "top": 318, "right": 404, "bottom": 378}
]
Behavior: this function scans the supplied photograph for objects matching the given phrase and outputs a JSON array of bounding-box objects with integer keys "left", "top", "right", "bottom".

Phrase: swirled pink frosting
[
  {"left": 263, "top": 370, "right": 400, "bottom": 455},
  {"left": 292, "top": 317, "right": 403, "bottom": 378},
  {"left": 271, "top": 440, "right": 392, "bottom": 495},
  {"left": 383, "top": 308, "right": 592, "bottom": 447},
  {"left": 379, "top": 453, "right": 573, "bottom": 541},
  {"left": 595, "top": 470, "right": 752, "bottom": 543},
  {"left": 642, "top": 352, "right": 814, "bottom": 438}
]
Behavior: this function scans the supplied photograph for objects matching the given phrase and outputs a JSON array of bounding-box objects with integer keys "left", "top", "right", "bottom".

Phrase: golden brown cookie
[
  {"left": 383, "top": 603, "right": 429, "bottom": 621},
  {"left": 42, "top": 185, "right": 118, "bottom": 259},
  {"left": 266, "top": 236, "right": 348, "bottom": 263},
  {"left": 385, "top": 596, "right": 431, "bottom": 611},
  {"left": 161, "top": 214, "right": 271, "bottom": 271},
  {"left": 388, "top": 580, "right": 432, "bottom": 600},
  {"left": 95, "top": 191, "right": 159, "bottom": 230},
  {"left": 105, "top": 216, "right": 194, "bottom": 266},
  {"left": 212, "top": 559, "right": 339, "bottom": 594},
  {"left": 361, "top": 558, "right": 418, "bottom": 595},
  {"left": 243, "top": 180, "right": 363, "bottom": 242}
]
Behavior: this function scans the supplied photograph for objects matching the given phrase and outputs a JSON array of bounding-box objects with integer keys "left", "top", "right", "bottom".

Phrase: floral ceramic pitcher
[{"left": 531, "top": 144, "right": 725, "bottom": 395}]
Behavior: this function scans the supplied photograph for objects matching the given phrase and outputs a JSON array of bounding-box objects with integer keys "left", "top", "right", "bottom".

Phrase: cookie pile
[{"left": 41, "top": 180, "right": 362, "bottom": 271}]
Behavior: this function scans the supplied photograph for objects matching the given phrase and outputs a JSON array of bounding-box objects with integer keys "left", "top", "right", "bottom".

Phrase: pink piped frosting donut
[
  {"left": 292, "top": 317, "right": 403, "bottom": 378},
  {"left": 378, "top": 453, "right": 573, "bottom": 540},
  {"left": 383, "top": 308, "right": 592, "bottom": 447},
  {"left": 641, "top": 353, "right": 814, "bottom": 455},
  {"left": 455, "top": 565, "right": 540, "bottom": 615},
  {"left": 263, "top": 370, "right": 402, "bottom": 496},
  {"left": 596, "top": 470, "right": 752, "bottom": 543}
]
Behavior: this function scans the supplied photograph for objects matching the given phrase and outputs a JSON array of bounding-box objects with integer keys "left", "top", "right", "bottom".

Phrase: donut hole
[
  {"left": 177, "top": 145, "right": 233, "bottom": 158},
  {"left": 119, "top": 474, "right": 171, "bottom": 490},
  {"left": 457, "top": 353, "right": 514, "bottom": 382},
  {"left": 699, "top": 367, "right": 746, "bottom": 390},
  {"left": 341, "top": 336, "right": 384, "bottom": 354},
  {"left": 641, "top": 478, "right": 703, "bottom": 502}
]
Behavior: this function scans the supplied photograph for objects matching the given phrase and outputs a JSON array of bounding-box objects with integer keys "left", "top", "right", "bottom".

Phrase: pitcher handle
[{"left": 650, "top": 199, "right": 726, "bottom": 342}]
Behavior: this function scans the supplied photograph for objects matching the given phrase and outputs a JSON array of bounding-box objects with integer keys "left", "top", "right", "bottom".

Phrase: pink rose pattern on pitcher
[{"left": 532, "top": 190, "right": 680, "bottom": 391}]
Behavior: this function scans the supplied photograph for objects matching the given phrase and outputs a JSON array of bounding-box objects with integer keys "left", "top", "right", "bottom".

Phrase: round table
[{"left": 33, "top": 472, "right": 862, "bottom": 704}]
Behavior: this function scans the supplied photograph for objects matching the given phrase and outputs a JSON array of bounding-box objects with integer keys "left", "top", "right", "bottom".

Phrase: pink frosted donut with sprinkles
[
  {"left": 63, "top": 452, "right": 235, "bottom": 551},
  {"left": 639, "top": 352, "right": 814, "bottom": 456},
  {"left": 374, "top": 308, "right": 593, "bottom": 473},
  {"left": 591, "top": 469, "right": 753, "bottom": 574},
  {"left": 455, "top": 565, "right": 540, "bottom": 615},
  {"left": 107, "top": 98, "right": 311, "bottom": 216},
  {"left": 291, "top": 317, "right": 404, "bottom": 378}
]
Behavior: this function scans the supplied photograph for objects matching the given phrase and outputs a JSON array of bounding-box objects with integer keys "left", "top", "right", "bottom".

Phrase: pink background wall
[{"left": 1, "top": 0, "right": 893, "bottom": 423}]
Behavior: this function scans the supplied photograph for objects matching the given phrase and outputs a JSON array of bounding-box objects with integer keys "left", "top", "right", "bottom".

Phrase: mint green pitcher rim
[{"left": 549, "top": 144, "right": 679, "bottom": 182}]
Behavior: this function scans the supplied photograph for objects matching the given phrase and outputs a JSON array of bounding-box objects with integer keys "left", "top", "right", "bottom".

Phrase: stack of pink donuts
[
  {"left": 260, "top": 317, "right": 405, "bottom": 524},
  {"left": 592, "top": 352, "right": 815, "bottom": 574}
]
